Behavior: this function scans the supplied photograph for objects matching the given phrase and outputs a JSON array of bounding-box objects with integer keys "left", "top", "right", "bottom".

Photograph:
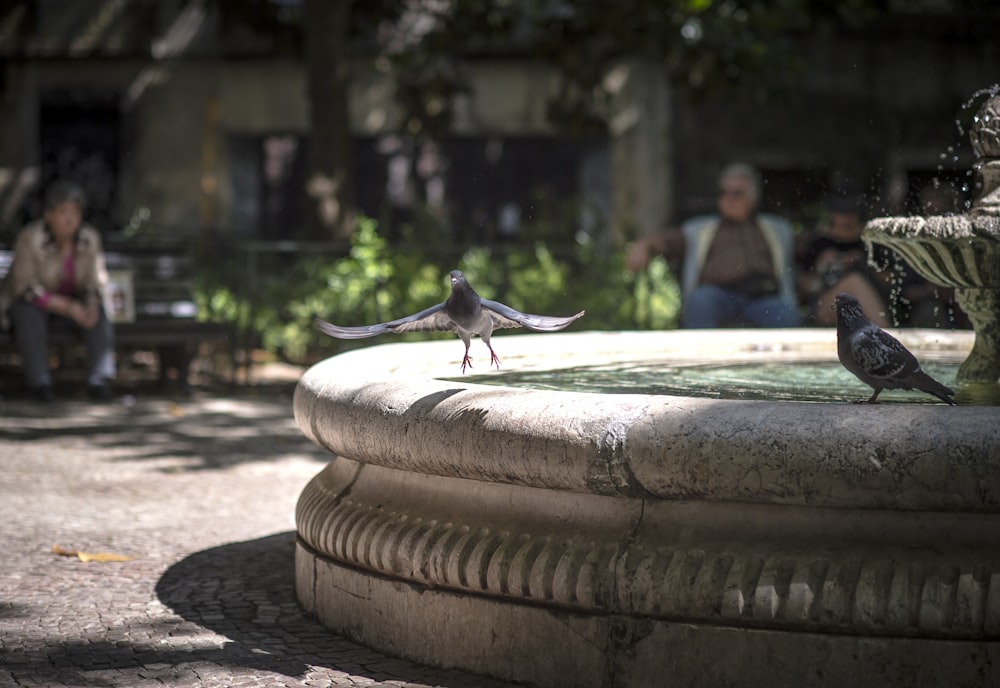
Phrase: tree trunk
[{"left": 303, "top": 0, "right": 355, "bottom": 239}]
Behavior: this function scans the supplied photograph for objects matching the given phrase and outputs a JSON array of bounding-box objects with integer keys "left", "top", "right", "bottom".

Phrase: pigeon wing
[
  {"left": 384, "top": 303, "right": 456, "bottom": 333},
  {"left": 480, "top": 299, "right": 585, "bottom": 332},
  {"left": 316, "top": 303, "right": 451, "bottom": 339},
  {"left": 850, "top": 327, "right": 920, "bottom": 380}
]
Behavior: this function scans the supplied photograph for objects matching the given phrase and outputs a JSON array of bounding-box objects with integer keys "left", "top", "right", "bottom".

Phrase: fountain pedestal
[{"left": 956, "top": 287, "right": 1000, "bottom": 382}]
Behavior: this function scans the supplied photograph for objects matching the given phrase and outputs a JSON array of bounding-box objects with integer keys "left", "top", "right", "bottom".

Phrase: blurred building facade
[{"left": 0, "top": 1, "right": 997, "bottom": 245}]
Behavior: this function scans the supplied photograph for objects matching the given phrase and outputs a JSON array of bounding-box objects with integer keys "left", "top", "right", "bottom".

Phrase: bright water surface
[{"left": 454, "top": 360, "right": 999, "bottom": 405}]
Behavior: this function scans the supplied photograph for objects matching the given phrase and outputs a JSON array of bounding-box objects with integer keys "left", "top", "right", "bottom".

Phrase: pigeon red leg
[
  {"left": 460, "top": 342, "right": 473, "bottom": 374},
  {"left": 488, "top": 344, "right": 502, "bottom": 370}
]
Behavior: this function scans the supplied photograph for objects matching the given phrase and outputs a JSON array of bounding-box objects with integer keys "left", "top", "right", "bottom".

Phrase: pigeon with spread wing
[{"left": 317, "top": 270, "right": 585, "bottom": 373}]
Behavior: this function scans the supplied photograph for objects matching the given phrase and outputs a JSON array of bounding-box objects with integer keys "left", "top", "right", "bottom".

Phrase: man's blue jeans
[{"left": 681, "top": 284, "right": 800, "bottom": 328}]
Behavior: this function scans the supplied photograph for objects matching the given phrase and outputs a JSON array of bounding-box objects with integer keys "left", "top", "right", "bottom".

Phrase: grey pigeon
[
  {"left": 834, "top": 292, "right": 955, "bottom": 405},
  {"left": 316, "top": 270, "right": 585, "bottom": 373}
]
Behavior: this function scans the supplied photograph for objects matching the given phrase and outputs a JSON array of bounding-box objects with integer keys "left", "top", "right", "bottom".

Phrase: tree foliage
[{"left": 381, "top": 0, "right": 885, "bottom": 137}]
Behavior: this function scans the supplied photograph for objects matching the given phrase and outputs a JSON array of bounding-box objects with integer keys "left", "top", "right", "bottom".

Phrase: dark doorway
[{"left": 37, "top": 90, "right": 122, "bottom": 232}]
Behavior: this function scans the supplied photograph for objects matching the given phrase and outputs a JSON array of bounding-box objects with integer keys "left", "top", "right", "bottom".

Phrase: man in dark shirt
[{"left": 626, "top": 163, "right": 799, "bottom": 327}]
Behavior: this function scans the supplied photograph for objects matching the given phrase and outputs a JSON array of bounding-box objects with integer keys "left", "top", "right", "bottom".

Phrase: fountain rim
[
  {"left": 864, "top": 214, "right": 1000, "bottom": 241},
  {"left": 294, "top": 328, "right": 998, "bottom": 512}
]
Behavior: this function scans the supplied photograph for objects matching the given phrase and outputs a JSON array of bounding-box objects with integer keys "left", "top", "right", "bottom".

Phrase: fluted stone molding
[
  {"left": 865, "top": 216, "right": 1000, "bottom": 289},
  {"left": 294, "top": 330, "right": 1000, "bottom": 688},
  {"left": 297, "top": 457, "right": 1000, "bottom": 639}
]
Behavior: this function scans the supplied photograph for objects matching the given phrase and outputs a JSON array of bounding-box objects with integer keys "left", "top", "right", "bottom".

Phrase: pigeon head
[
  {"left": 447, "top": 270, "right": 478, "bottom": 307},
  {"left": 833, "top": 292, "right": 868, "bottom": 327}
]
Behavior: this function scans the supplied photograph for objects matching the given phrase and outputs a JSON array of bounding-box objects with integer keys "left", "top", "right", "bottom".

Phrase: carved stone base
[{"left": 297, "top": 539, "right": 1000, "bottom": 688}]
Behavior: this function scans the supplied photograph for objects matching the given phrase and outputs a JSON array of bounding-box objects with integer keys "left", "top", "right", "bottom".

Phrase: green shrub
[{"left": 195, "top": 216, "right": 680, "bottom": 364}]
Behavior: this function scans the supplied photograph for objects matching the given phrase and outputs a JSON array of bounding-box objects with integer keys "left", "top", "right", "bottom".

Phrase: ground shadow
[
  {"left": 2, "top": 533, "right": 519, "bottom": 687},
  {"left": 0, "top": 385, "right": 330, "bottom": 471},
  {"left": 153, "top": 532, "right": 521, "bottom": 687}
]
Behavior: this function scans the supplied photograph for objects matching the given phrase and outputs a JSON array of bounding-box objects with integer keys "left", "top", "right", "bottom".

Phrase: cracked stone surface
[{"left": 0, "top": 390, "right": 520, "bottom": 688}]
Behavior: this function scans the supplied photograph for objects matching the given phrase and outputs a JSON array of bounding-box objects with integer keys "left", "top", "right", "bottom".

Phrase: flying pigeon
[
  {"left": 834, "top": 292, "right": 955, "bottom": 405},
  {"left": 316, "top": 270, "right": 585, "bottom": 373}
]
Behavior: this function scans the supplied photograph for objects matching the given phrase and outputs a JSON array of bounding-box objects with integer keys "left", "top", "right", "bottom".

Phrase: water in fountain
[{"left": 455, "top": 358, "right": 1000, "bottom": 405}]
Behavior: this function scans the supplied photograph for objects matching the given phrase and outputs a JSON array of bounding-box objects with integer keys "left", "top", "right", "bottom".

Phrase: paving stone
[{"left": 0, "top": 392, "right": 523, "bottom": 688}]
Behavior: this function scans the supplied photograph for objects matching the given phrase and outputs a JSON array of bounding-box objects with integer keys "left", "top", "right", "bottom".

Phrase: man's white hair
[{"left": 718, "top": 162, "right": 761, "bottom": 205}]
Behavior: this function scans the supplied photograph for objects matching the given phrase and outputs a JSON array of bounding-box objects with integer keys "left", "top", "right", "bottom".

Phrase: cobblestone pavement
[{"left": 0, "top": 386, "right": 521, "bottom": 688}]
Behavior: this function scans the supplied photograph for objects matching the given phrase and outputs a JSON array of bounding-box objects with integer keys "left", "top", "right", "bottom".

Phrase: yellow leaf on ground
[
  {"left": 77, "top": 551, "right": 134, "bottom": 563},
  {"left": 52, "top": 544, "right": 134, "bottom": 563}
]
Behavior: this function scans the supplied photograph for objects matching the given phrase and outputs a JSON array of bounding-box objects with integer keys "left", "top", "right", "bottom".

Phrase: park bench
[{"left": 0, "top": 242, "right": 231, "bottom": 389}]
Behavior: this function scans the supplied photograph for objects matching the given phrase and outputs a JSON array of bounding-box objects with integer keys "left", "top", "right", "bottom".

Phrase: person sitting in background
[
  {"left": 798, "top": 194, "right": 891, "bottom": 327},
  {"left": 626, "top": 162, "right": 799, "bottom": 328},
  {"left": 0, "top": 181, "right": 115, "bottom": 402}
]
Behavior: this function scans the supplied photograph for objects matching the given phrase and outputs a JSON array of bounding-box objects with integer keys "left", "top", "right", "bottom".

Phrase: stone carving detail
[
  {"left": 297, "top": 459, "right": 1000, "bottom": 640},
  {"left": 969, "top": 93, "right": 1000, "bottom": 159}
]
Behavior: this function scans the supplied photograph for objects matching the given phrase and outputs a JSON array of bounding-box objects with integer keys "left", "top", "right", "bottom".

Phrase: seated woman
[
  {"left": 799, "top": 195, "right": 892, "bottom": 327},
  {"left": 0, "top": 181, "right": 115, "bottom": 402}
]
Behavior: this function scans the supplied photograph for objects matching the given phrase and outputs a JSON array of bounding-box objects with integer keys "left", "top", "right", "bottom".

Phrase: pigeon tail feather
[{"left": 905, "top": 370, "right": 956, "bottom": 405}]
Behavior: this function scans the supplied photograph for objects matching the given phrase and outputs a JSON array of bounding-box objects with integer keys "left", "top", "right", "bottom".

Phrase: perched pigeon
[
  {"left": 316, "top": 270, "right": 585, "bottom": 373},
  {"left": 834, "top": 292, "right": 955, "bottom": 405}
]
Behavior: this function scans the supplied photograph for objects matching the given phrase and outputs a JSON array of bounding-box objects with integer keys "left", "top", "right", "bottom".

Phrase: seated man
[
  {"left": 626, "top": 163, "right": 799, "bottom": 328},
  {"left": 0, "top": 181, "right": 115, "bottom": 402}
]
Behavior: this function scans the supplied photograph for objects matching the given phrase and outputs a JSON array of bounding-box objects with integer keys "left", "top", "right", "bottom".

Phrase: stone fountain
[
  {"left": 294, "top": 327, "right": 1000, "bottom": 688},
  {"left": 866, "top": 91, "right": 1000, "bottom": 384}
]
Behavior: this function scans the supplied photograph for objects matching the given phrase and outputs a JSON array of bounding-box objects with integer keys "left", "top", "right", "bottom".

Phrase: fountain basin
[
  {"left": 865, "top": 215, "right": 1000, "bottom": 288},
  {"left": 294, "top": 329, "right": 1000, "bottom": 688},
  {"left": 864, "top": 215, "right": 1000, "bottom": 384}
]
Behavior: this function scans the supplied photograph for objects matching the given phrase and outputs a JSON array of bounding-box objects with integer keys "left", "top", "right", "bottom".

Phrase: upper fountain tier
[
  {"left": 863, "top": 91, "right": 1000, "bottom": 383},
  {"left": 866, "top": 92, "right": 1000, "bottom": 287}
]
